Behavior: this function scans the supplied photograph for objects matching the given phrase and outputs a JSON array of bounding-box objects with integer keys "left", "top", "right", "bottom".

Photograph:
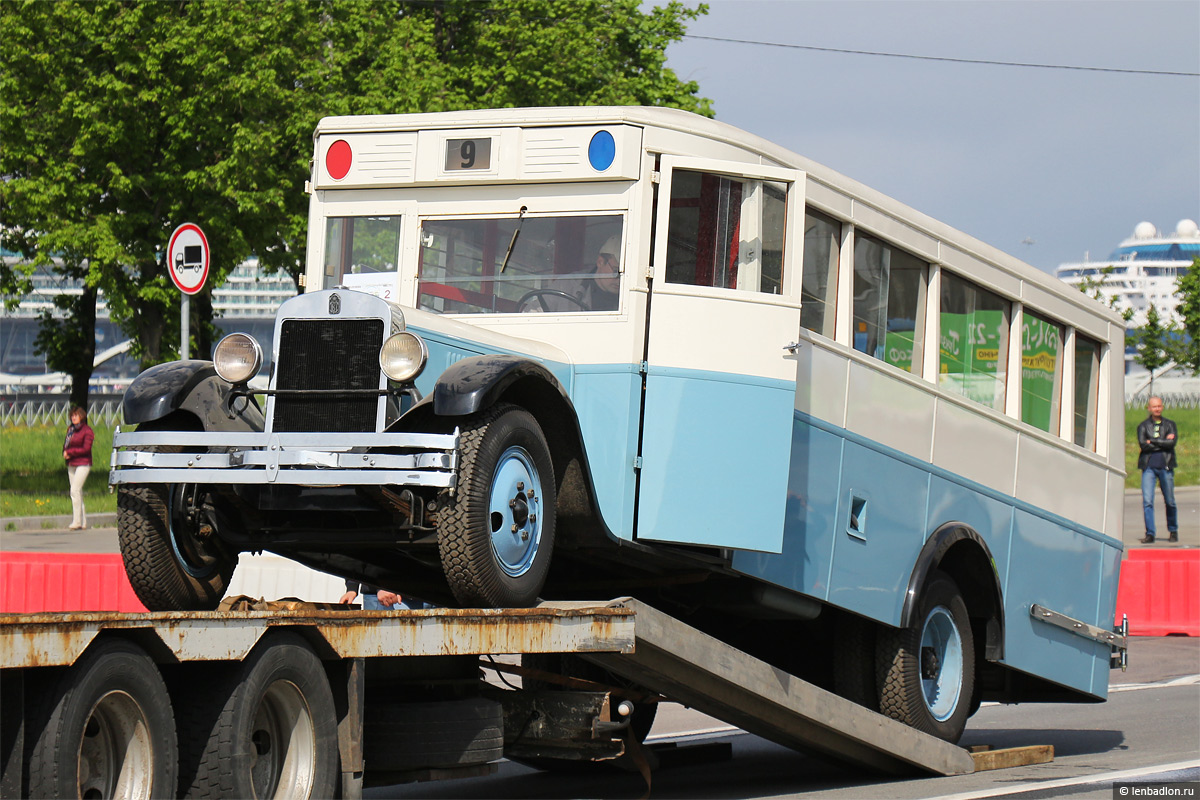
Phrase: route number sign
[{"left": 167, "top": 223, "right": 210, "bottom": 295}]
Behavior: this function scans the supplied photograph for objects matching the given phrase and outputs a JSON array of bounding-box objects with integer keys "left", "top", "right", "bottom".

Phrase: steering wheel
[{"left": 517, "top": 289, "right": 588, "bottom": 312}]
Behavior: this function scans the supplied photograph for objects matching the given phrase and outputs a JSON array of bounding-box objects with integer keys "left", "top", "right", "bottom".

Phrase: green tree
[
  {"left": 1, "top": 0, "right": 709, "bottom": 404},
  {"left": 1131, "top": 304, "right": 1172, "bottom": 393},
  {"left": 1168, "top": 257, "right": 1200, "bottom": 374}
]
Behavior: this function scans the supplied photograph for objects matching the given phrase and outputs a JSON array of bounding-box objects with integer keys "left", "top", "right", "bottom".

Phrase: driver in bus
[{"left": 523, "top": 235, "right": 621, "bottom": 312}]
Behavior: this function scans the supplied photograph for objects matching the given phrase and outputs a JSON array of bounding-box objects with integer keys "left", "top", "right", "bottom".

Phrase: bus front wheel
[
  {"left": 875, "top": 571, "right": 975, "bottom": 743},
  {"left": 438, "top": 403, "right": 556, "bottom": 608}
]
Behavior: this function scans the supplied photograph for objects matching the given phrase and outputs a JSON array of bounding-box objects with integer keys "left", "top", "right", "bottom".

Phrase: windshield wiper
[{"left": 498, "top": 206, "right": 528, "bottom": 274}]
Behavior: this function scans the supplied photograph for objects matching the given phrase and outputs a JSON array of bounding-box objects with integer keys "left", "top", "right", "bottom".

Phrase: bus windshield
[{"left": 417, "top": 214, "right": 624, "bottom": 314}]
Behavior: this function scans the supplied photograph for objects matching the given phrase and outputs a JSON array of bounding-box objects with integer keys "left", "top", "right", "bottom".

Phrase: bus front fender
[
  {"left": 122, "top": 360, "right": 262, "bottom": 432},
  {"left": 431, "top": 355, "right": 569, "bottom": 417}
]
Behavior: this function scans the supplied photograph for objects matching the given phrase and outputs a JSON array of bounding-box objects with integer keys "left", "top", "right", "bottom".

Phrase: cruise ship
[{"left": 1056, "top": 219, "right": 1199, "bottom": 329}]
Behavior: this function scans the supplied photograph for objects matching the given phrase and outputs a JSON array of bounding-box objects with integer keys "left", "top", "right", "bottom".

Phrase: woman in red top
[{"left": 63, "top": 406, "right": 94, "bottom": 530}]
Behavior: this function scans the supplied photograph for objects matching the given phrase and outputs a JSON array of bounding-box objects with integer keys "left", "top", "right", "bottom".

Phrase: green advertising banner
[
  {"left": 939, "top": 310, "right": 1005, "bottom": 409},
  {"left": 1020, "top": 316, "right": 1060, "bottom": 432}
]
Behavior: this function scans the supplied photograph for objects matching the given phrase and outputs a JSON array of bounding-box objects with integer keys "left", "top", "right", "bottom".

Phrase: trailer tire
[
  {"left": 363, "top": 698, "right": 504, "bottom": 770},
  {"left": 438, "top": 403, "right": 556, "bottom": 608},
  {"left": 876, "top": 571, "right": 975, "bottom": 743},
  {"left": 118, "top": 479, "right": 235, "bottom": 612},
  {"left": 178, "top": 634, "right": 337, "bottom": 799},
  {"left": 833, "top": 614, "right": 879, "bottom": 711},
  {"left": 26, "top": 639, "right": 177, "bottom": 800}
]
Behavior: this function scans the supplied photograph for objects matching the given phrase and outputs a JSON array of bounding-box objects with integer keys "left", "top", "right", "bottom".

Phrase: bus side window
[
  {"left": 938, "top": 271, "right": 1010, "bottom": 412},
  {"left": 1020, "top": 310, "right": 1064, "bottom": 433},
  {"left": 801, "top": 209, "right": 840, "bottom": 338},
  {"left": 664, "top": 170, "right": 786, "bottom": 294},
  {"left": 1074, "top": 333, "right": 1101, "bottom": 450},
  {"left": 852, "top": 233, "right": 927, "bottom": 374}
]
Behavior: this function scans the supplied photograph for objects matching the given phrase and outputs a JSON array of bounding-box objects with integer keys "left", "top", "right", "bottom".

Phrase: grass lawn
[
  {"left": 1, "top": 404, "right": 1197, "bottom": 520},
  {"left": 1124, "top": 402, "right": 1199, "bottom": 489},
  {"left": 1, "top": 423, "right": 117, "bottom": 519}
]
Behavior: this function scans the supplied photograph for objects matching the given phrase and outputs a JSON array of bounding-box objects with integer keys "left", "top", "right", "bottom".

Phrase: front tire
[
  {"left": 118, "top": 482, "right": 236, "bottom": 611},
  {"left": 876, "top": 571, "right": 975, "bottom": 742},
  {"left": 439, "top": 403, "right": 556, "bottom": 608},
  {"left": 26, "top": 639, "right": 178, "bottom": 800}
]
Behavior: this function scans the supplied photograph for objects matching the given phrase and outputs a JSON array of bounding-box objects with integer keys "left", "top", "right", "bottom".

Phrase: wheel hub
[
  {"left": 919, "top": 606, "right": 964, "bottom": 722},
  {"left": 488, "top": 447, "right": 543, "bottom": 577}
]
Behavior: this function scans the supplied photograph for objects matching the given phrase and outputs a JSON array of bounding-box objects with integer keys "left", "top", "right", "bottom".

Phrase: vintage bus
[{"left": 111, "top": 107, "right": 1126, "bottom": 743}]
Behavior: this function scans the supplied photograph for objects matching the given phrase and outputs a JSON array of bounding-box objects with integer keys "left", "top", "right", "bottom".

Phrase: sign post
[{"left": 167, "top": 223, "right": 210, "bottom": 360}]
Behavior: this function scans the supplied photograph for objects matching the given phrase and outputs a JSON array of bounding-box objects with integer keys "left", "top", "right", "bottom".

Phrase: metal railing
[{"left": 1, "top": 399, "right": 124, "bottom": 428}]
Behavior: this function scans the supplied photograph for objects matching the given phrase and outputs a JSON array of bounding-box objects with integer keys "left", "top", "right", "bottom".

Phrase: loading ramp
[{"left": 577, "top": 598, "right": 976, "bottom": 776}]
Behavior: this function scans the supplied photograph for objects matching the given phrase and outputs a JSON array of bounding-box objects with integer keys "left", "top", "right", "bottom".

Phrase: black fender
[
  {"left": 431, "top": 355, "right": 570, "bottom": 417},
  {"left": 901, "top": 522, "right": 1004, "bottom": 660},
  {"left": 122, "top": 359, "right": 262, "bottom": 432}
]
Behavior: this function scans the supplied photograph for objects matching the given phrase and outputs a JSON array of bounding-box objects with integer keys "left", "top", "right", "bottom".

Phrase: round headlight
[
  {"left": 380, "top": 332, "right": 428, "bottom": 382},
  {"left": 213, "top": 333, "right": 263, "bottom": 384}
]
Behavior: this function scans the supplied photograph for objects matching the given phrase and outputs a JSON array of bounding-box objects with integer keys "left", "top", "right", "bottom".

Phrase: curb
[{"left": 2, "top": 513, "right": 117, "bottom": 532}]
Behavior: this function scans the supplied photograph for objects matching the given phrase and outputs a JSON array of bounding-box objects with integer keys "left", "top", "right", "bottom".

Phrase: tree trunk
[{"left": 68, "top": 284, "right": 98, "bottom": 408}]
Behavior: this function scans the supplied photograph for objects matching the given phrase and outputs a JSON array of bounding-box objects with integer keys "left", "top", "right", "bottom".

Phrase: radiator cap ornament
[{"left": 329, "top": 293, "right": 341, "bottom": 315}]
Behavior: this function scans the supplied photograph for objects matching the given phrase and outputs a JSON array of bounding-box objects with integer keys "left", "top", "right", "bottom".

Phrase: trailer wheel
[
  {"left": 178, "top": 634, "right": 337, "bottom": 799},
  {"left": 833, "top": 614, "right": 879, "bottom": 711},
  {"left": 363, "top": 698, "right": 504, "bottom": 771},
  {"left": 118, "top": 480, "right": 235, "bottom": 611},
  {"left": 26, "top": 639, "right": 177, "bottom": 800},
  {"left": 876, "top": 571, "right": 975, "bottom": 742},
  {"left": 439, "top": 403, "right": 556, "bottom": 608}
]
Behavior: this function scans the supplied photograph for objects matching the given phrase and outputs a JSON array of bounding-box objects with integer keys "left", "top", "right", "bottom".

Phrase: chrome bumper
[{"left": 109, "top": 428, "right": 459, "bottom": 488}]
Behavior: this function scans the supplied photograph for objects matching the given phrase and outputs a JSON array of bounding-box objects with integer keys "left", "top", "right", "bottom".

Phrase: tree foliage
[
  {"left": 1168, "top": 257, "right": 1200, "bottom": 374},
  {"left": 1, "top": 0, "right": 710, "bottom": 400},
  {"left": 1131, "top": 304, "right": 1172, "bottom": 390}
]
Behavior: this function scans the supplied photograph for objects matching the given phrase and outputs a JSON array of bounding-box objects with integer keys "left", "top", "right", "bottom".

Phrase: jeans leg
[
  {"left": 1160, "top": 469, "right": 1178, "bottom": 533},
  {"left": 1141, "top": 469, "right": 1157, "bottom": 537}
]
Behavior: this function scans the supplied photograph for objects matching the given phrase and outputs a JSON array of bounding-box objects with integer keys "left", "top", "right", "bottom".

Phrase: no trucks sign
[{"left": 167, "top": 223, "right": 210, "bottom": 295}]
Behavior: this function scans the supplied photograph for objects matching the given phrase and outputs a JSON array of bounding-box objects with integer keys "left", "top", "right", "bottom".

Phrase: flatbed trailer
[{"left": 1, "top": 598, "right": 979, "bottom": 799}]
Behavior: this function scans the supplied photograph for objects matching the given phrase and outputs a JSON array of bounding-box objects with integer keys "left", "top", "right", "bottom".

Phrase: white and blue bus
[{"left": 112, "top": 107, "right": 1126, "bottom": 743}]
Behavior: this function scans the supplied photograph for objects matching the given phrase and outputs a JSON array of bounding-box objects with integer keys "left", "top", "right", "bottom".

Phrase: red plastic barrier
[
  {"left": 1115, "top": 549, "right": 1199, "bottom": 637},
  {"left": 0, "top": 552, "right": 146, "bottom": 613}
]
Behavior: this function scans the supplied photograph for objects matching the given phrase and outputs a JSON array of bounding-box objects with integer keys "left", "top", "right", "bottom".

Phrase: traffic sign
[{"left": 167, "top": 223, "right": 210, "bottom": 295}]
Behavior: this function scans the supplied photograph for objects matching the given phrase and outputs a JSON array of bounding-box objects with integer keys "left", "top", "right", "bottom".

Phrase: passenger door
[{"left": 636, "top": 157, "right": 803, "bottom": 552}]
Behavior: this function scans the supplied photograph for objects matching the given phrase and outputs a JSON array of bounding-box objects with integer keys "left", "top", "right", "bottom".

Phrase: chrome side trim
[{"left": 1029, "top": 603, "right": 1128, "bottom": 650}]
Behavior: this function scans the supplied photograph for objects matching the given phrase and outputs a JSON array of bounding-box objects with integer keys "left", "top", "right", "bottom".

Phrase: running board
[{"left": 578, "top": 598, "right": 975, "bottom": 776}]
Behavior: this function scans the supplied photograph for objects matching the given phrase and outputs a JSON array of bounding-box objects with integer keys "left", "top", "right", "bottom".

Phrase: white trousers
[{"left": 67, "top": 464, "right": 90, "bottom": 527}]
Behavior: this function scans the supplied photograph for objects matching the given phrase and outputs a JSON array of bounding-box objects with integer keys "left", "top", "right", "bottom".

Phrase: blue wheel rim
[
  {"left": 488, "top": 446, "right": 543, "bottom": 577},
  {"left": 920, "top": 606, "right": 963, "bottom": 722}
]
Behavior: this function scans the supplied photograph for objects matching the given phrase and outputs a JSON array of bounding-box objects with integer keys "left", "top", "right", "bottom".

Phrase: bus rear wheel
[{"left": 875, "top": 571, "right": 975, "bottom": 743}]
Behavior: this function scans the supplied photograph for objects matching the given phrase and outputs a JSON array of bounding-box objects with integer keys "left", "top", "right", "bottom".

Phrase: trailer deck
[{"left": 2, "top": 597, "right": 1000, "bottom": 799}]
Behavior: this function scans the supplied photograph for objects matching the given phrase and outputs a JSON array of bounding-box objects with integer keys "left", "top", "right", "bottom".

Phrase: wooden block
[{"left": 970, "top": 744, "right": 1055, "bottom": 771}]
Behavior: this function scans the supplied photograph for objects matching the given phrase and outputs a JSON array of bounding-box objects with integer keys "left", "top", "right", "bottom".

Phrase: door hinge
[
  {"left": 644, "top": 265, "right": 655, "bottom": 280},
  {"left": 650, "top": 171, "right": 661, "bottom": 184},
  {"left": 638, "top": 360, "right": 648, "bottom": 375},
  {"left": 633, "top": 456, "right": 643, "bottom": 470}
]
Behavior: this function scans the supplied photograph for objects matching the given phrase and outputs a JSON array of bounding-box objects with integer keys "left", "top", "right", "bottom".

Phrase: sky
[{"left": 664, "top": 0, "right": 1200, "bottom": 275}]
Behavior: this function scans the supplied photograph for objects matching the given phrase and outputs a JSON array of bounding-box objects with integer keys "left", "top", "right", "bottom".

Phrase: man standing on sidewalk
[{"left": 1137, "top": 395, "right": 1179, "bottom": 543}]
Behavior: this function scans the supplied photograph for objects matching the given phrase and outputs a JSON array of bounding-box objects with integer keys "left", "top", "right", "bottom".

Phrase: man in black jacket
[{"left": 1137, "top": 396, "right": 1179, "bottom": 543}]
